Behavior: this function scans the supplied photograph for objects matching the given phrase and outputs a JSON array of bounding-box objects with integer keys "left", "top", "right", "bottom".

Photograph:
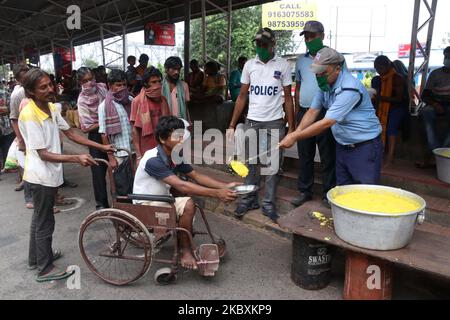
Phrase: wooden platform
[{"left": 278, "top": 202, "right": 450, "bottom": 280}]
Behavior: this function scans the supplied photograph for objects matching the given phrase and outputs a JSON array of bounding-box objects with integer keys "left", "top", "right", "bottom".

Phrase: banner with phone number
[{"left": 262, "top": 1, "right": 317, "bottom": 31}]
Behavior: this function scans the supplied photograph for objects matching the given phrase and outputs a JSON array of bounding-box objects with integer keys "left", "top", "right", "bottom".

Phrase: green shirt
[{"left": 228, "top": 69, "right": 242, "bottom": 102}]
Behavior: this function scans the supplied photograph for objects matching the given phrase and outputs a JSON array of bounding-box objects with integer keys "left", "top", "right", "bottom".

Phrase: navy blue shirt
[{"left": 145, "top": 145, "right": 193, "bottom": 180}]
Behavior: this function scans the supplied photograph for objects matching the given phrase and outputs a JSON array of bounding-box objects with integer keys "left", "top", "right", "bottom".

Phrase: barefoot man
[{"left": 133, "top": 116, "right": 240, "bottom": 269}]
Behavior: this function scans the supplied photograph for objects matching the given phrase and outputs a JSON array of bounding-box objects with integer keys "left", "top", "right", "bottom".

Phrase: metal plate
[{"left": 230, "top": 185, "right": 259, "bottom": 195}]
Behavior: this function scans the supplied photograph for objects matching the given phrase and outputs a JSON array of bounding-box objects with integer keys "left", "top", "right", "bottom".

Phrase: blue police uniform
[{"left": 311, "top": 70, "right": 383, "bottom": 185}]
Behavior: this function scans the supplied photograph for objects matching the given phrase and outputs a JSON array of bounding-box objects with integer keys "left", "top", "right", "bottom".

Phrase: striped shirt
[{"left": 98, "top": 100, "right": 132, "bottom": 157}]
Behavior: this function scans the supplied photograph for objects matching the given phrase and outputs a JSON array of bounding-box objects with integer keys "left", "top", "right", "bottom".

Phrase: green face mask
[
  {"left": 306, "top": 38, "right": 324, "bottom": 55},
  {"left": 316, "top": 74, "right": 331, "bottom": 92},
  {"left": 256, "top": 46, "right": 271, "bottom": 61}
]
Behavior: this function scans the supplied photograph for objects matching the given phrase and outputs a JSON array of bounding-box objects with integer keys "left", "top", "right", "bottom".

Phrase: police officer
[
  {"left": 279, "top": 47, "right": 383, "bottom": 186},
  {"left": 227, "top": 28, "right": 295, "bottom": 223},
  {"left": 292, "top": 21, "right": 336, "bottom": 209}
]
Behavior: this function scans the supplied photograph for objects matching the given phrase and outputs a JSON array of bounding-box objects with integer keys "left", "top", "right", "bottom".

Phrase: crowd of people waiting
[{"left": 0, "top": 20, "right": 449, "bottom": 283}]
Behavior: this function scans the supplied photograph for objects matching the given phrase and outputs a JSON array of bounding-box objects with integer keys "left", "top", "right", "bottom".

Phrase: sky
[{"left": 40, "top": 0, "right": 450, "bottom": 72}]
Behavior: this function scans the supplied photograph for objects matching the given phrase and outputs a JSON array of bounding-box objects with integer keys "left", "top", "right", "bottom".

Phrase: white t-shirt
[
  {"left": 133, "top": 145, "right": 194, "bottom": 204},
  {"left": 18, "top": 100, "right": 70, "bottom": 187},
  {"left": 9, "top": 85, "right": 26, "bottom": 120},
  {"left": 241, "top": 55, "right": 292, "bottom": 122}
]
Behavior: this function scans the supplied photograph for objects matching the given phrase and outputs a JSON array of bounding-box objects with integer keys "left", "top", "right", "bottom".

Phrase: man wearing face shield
[
  {"left": 279, "top": 47, "right": 383, "bottom": 186},
  {"left": 227, "top": 28, "right": 295, "bottom": 223},
  {"left": 292, "top": 21, "right": 336, "bottom": 209}
]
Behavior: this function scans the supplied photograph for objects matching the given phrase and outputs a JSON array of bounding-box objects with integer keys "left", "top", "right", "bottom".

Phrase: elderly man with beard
[
  {"left": 162, "top": 56, "right": 190, "bottom": 121},
  {"left": 130, "top": 67, "right": 171, "bottom": 167},
  {"left": 19, "top": 68, "right": 115, "bottom": 282}
]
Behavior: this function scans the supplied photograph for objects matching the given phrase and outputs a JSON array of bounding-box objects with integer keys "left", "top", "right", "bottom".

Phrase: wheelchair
[{"left": 78, "top": 149, "right": 226, "bottom": 286}]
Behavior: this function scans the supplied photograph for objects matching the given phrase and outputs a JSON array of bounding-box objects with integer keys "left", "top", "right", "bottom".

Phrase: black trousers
[
  {"left": 296, "top": 108, "right": 336, "bottom": 198},
  {"left": 88, "top": 131, "right": 109, "bottom": 209},
  {"left": 28, "top": 184, "right": 57, "bottom": 275}
]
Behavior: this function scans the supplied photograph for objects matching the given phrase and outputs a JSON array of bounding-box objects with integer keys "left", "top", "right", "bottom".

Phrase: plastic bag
[{"left": 113, "top": 157, "right": 134, "bottom": 196}]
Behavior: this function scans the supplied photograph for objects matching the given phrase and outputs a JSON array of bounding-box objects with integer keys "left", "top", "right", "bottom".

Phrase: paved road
[
  {"left": 1, "top": 138, "right": 448, "bottom": 300},
  {"left": 0, "top": 160, "right": 345, "bottom": 300}
]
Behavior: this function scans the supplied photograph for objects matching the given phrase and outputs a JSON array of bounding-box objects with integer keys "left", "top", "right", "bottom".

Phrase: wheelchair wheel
[
  {"left": 79, "top": 209, "right": 153, "bottom": 286},
  {"left": 154, "top": 267, "right": 177, "bottom": 285}
]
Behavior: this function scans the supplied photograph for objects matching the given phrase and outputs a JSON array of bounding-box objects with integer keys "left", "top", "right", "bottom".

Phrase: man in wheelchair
[{"left": 133, "top": 116, "right": 240, "bottom": 270}]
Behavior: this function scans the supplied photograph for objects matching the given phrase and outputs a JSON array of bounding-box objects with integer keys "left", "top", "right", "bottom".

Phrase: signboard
[
  {"left": 144, "top": 23, "right": 175, "bottom": 46},
  {"left": 353, "top": 52, "right": 382, "bottom": 63},
  {"left": 262, "top": 0, "right": 317, "bottom": 31},
  {"left": 53, "top": 48, "right": 75, "bottom": 78},
  {"left": 398, "top": 43, "right": 426, "bottom": 58}
]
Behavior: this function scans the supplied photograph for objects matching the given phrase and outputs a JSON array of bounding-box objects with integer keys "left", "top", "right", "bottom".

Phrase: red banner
[
  {"left": 398, "top": 43, "right": 426, "bottom": 58},
  {"left": 144, "top": 23, "right": 175, "bottom": 46},
  {"left": 53, "top": 48, "right": 76, "bottom": 78}
]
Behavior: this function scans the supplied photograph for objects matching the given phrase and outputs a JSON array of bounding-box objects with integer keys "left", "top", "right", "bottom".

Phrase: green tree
[
  {"left": 190, "top": 5, "right": 293, "bottom": 72},
  {"left": 82, "top": 58, "right": 99, "bottom": 69}
]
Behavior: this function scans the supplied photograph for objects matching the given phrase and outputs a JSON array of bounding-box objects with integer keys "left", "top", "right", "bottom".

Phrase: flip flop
[
  {"left": 36, "top": 267, "right": 74, "bottom": 282},
  {"left": 55, "top": 198, "right": 75, "bottom": 206}
]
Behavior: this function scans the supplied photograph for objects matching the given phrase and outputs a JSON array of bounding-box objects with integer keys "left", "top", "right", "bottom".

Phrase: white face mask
[{"left": 444, "top": 58, "right": 450, "bottom": 68}]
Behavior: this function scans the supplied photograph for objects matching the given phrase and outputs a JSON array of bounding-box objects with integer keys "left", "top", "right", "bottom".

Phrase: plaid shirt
[{"left": 98, "top": 100, "right": 132, "bottom": 157}]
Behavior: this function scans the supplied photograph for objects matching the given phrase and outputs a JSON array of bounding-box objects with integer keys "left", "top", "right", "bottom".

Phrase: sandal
[
  {"left": 53, "top": 207, "right": 61, "bottom": 214},
  {"left": 55, "top": 198, "right": 75, "bottom": 206},
  {"left": 36, "top": 267, "right": 74, "bottom": 282}
]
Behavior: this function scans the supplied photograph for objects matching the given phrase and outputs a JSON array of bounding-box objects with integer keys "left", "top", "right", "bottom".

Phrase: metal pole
[
  {"left": 335, "top": 7, "right": 339, "bottom": 50},
  {"left": 69, "top": 38, "right": 74, "bottom": 70},
  {"left": 38, "top": 48, "right": 41, "bottom": 68},
  {"left": 202, "top": 0, "right": 206, "bottom": 64},
  {"left": 1, "top": 57, "right": 7, "bottom": 83},
  {"left": 226, "top": 0, "right": 232, "bottom": 77},
  {"left": 368, "top": 8, "right": 373, "bottom": 53},
  {"left": 184, "top": 0, "right": 191, "bottom": 80},
  {"left": 50, "top": 39, "right": 56, "bottom": 75},
  {"left": 408, "top": 0, "right": 421, "bottom": 108},
  {"left": 100, "top": 25, "right": 106, "bottom": 66},
  {"left": 122, "top": 24, "right": 127, "bottom": 70},
  {"left": 420, "top": 0, "right": 438, "bottom": 95}
]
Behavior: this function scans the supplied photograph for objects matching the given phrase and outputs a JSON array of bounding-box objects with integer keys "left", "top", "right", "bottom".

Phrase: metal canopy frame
[
  {"left": 407, "top": 0, "right": 438, "bottom": 111},
  {"left": 200, "top": 0, "right": 233, "bottom": 75},
  {"left": 0, "top": 0, "right": 271, "bottom": 74}
]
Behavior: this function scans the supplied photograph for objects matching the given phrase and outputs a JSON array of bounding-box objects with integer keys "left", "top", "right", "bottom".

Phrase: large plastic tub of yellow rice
[{"left": 327, "top": 185, "right": 426, "bottom": 251}]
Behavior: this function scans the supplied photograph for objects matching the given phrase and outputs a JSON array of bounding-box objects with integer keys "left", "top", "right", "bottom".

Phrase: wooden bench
[{"left": 278, "top": 201, "right": 450, "bottom": 300}]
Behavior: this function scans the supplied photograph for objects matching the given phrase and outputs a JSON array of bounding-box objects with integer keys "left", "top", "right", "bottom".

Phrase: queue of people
[{"left": 1, "top": 20, "right": 449, "bottom": 285}]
